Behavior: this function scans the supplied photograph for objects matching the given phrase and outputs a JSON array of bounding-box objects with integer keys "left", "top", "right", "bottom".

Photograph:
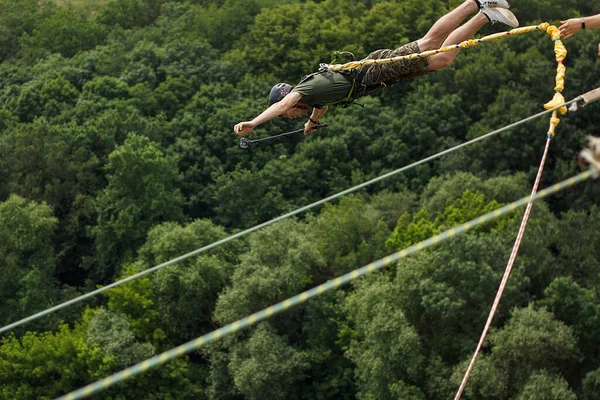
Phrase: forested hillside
[{"left": 0, "top": 0, "right": 599, "bottom": 399}]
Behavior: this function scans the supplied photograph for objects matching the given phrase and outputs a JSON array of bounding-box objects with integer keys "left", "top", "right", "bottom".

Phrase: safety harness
[{"left": 308, "top": 51, "right": 388, "bottom": 108}]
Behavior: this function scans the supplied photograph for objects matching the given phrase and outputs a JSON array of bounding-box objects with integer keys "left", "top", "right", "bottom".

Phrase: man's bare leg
[
  {"left": 417, "top": 0, "right": 479, "bottom": 52},
  {"left": 427, "top": 13, "right": 488, "bottom": 71}
]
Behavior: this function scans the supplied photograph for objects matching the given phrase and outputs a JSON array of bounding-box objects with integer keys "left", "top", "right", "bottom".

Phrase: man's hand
[
  {"left": 559, "top": 18, "right": 582, "bottom": 40},
  {"left": 598, "top": 42, "right": 600, "bottom": 56},
  {"left": 304, "top": 120, "right": 319, "bottom": 135},
  {"left": 234, "top": 121, "right": 256, "bottom": 136}
]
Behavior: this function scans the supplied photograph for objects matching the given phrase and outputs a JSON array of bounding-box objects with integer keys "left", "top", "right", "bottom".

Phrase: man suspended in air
[{"left": 234, "top": 0, "right": 518, "bottom": 136}]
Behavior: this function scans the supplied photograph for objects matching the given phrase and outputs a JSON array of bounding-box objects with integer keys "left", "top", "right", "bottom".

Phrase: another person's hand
[
  {"left": 234, "top": 121, "right": 255, "bottom": 136},
  {"left": 597, "top": 42, "right": 600, "bottom": 56},
  {"left": 304, "top": 120, "right": 318, "bottom": 135},
  {"left": 559, "top": 18, "right": 583, "bottom": 40}
]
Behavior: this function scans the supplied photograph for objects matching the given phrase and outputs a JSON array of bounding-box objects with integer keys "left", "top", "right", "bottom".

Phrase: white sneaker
[
  {"left": 477, "top": 0, "right": 510, "bottom": 9},
  {"left": 481, "top": 7, "right": 519, "bottom": 28}
]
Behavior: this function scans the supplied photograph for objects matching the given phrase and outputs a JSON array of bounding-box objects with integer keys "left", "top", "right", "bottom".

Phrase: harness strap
[{"left": 333, "top": 66, "right": 386, "bottom": 108}]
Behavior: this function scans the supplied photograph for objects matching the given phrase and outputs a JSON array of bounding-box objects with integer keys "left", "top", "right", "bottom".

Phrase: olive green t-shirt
[{"left": 292, "top": 71, "right": 352, "bottom": 108}]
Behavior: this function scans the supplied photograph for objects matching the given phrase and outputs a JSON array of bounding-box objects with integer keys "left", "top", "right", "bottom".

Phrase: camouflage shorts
[{"left": 359, "top": 41, "right": 429, "bottom": 87}]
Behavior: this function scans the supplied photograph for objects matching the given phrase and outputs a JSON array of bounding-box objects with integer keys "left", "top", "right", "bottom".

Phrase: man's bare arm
[
  {"left": 304, "top": 106, "right": 328, "bottom": 134},
  {"left": 559, "top": 14, "right": 600, "bottom": 40},
  {"left": 234, "top": 92, "right": 304, "bottom": 136}
]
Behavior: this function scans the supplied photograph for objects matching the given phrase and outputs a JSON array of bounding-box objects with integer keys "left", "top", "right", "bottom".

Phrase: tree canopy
[{"left": 0, "top": 0, "right": 599, "bottom": 398}]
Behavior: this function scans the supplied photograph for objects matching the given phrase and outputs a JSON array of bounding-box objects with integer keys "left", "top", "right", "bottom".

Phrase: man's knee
[
  {"left": 417, "top": 37, "right": 440, "bottom": 52},
  {"left": 427, "top": 53, "right": 454, "bottom": 72}
]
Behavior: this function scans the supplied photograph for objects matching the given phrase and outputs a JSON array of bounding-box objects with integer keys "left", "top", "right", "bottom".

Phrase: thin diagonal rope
[
  {"left": 0, "top": 99, "right": 579, "bottom": 336},
  {"left": 454, "top": 137, "right": 553, "bottom": 400},
  {"left": 56, "top": 168, "right": 596, "bottom": 400}
]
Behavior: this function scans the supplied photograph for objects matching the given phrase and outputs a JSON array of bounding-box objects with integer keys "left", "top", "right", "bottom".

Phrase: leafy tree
[
  {"left": 454, "top": 305, "right": 580, "bottom": 399},
  {"left": 228, "top": 323, "right": 309, "bottom": 400},
  {"left": 87, "top": 308, "right": 155, "bottom": 367},
  {"left": 183, "top": 0, "right": 264, "bottom": 51},
  {"left": 154, "top": 76, "right": 197, "bottom": 119},
  {"left": 386, "top": 189, "right": 511, "bottom": 251},
  {"left": 300, "top": 292, "right": 355, "bottom": 399},
  {"left": 516, "top": 371, "right": 577, "bottom": 400},
  {"left": 583, "top": 368, "right": 600, "bottom": 400},
  {"left": 128, "top": 82, "right": 159, "bottom": 116},
  {"left": 0, "top": 322, "right": 110, "bottom": 400},
  {"left": 206, "top": 344, "right": 243, "bottom": 400},
  {"left": 105, "top": 265, "right": 166, "bottom": 344},
  {"left": 0, "top": 0, "right": 41, "bottom": 62},
  {"left": 539, "top": 277, "right": 600, "bottom": 370},
  {"left": 0, "top": 195, "right": 59, "bottom": 330},
  {"left": 554, "top": 206, "right": 600, "bottom": 286},
  {"left": 19, "top": 7, "right": 106, "bottom": 59},
  {"left": 211, "top": 167, "right": 289, "bottom": 228},
  {"left": 92, "top": 134, "right": 184, "bottom": 275},
  {"left": 386, "top": 208, "right": 440, "bottom": 251},
  {"left": 420, "top": 172, "right": 531, "bottom": 215},
  {"left": 345, "top": 275, "right": 425, "bottom": 400},
  {"left": 97, "top": 0, "right": 164, "bottom": 30},
  {"left": 0, "top": 120, "right": 105, "bottom": 283},
  {"left": 152, "top": 255, "right": 232, "bottom": 342},
  {"left": 394, "top": 233, "right": 530, "bottom": 363},
  {"left": 39, "top": 75, "right": 80, "bottom": 118},
  {"left": 79, "top": 102, "right": 165, "bottom": 147},
  {"left": 0, "top": 309, "right": 203, "bottom": 400},
  {"left": 213, "top": 219, "right": 325, "bottom": 328},
  {"left": 82, "top": 75, "right": 129, "bottom": 100},
  {"left": 138, "top": 218, "right": 240, "bottom": 267},
  {"left": 308, "top": 195, "right": 391, "bottom": 276}
]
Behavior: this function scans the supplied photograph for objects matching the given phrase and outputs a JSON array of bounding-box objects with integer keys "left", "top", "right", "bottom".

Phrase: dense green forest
[{"left": 0, "top": 0, "right": 599, "bottom": 398}]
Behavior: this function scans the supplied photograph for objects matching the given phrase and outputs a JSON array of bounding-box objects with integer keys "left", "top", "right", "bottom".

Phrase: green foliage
[
  {"left": 211, "top": 166, "right": 289, "bottom": 228},
  {"left": 394, "top": 233, "right": 530, "bottom": 362},
  {"left": 539, "top": 277, "right": 600, "bottom": 370},
  {"left": 554, "top": 206, "right": 600, "bottom": 286},
  {"left": 0, "top": 0, "right": 41, "bottom": 62},
  {"left": 97, "top": 0, "right": 163, "bottom": 29},
  {"left": 583, "top": 368, "right": 600, "bottom": 400},
  {"left": 455, "top": 305, "right": 580, "bottom": 399},
  {"left": 105, "top": 265, "right": 166, "bottom": 343},
  {"left": 0, "top": 195, "right": 59, "bottom": 329},
  {"left": 309, "top": 195, "right": 393, "bottom": 275},
  {"left": 229, "top": 323, "right": 309, "bottom": 400},
  {"left": 300, "top": 292, "right": 355, "bottom": 399},
  {"left": 214, "top": 219, "right": 325, "bottom": 326},
  {"left": 386, "top": 208, "right": 439, "bottom": 250},
  {"left": 183, "top": 0, "right": 263, "bottom": 51},
  {"left": 20, "top": 6, "right": 106, "bottom": 59},
  {"left": 345, "top": 276, "right": 425, "bottom": 400},
  {"left": 421, "top": 172, "right": 530, "bottom": 215},
  {"left": 92, "top": 134, "right": 184, "bottom": 272},
  {"left": 82, "top": 75, "right": 129, "bottom": 100},
  {"left": 152, "top": 253, "right": 232, "bottom": 342},
  {"left": 515, "top": 371, "right": 577, "bottom": 400},
  {"left": 386, "top": 188, "right": 509, "bottom": 251},
  {"left": 0, "top": 304, "right": 201, "bottom": 400},
  {"left": 87, "top": 308, "right": 155, "bottom": 367},
  {"left": 0, "top": 321, "right": 112, "bottom": 400},
  {"left": 0, "top": 0, "right": 598, "bottom": 397}
]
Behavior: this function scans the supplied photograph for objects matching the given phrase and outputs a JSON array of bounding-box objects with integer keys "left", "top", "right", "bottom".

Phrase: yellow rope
[
  {"left": 327, "top": 24, "right": 542, "bottom": 71},
  {"left": 327, "top": 23, "right": 568, "bottom": 137},
  {"left": 454, "top": 23, "right": 569, "bottom": 400}
]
